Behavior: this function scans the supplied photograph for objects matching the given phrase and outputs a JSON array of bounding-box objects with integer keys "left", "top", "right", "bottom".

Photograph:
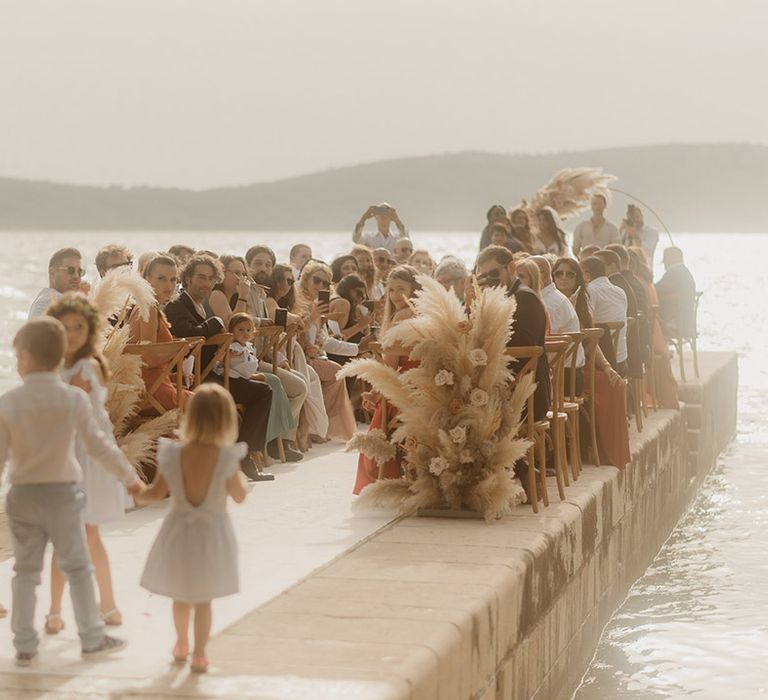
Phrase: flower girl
[
  {"left": 138, "top": 383, "right": 247, "bottom": 673},
  {"left": 45, "top": 294, "right": 131, "bottom": 633}
]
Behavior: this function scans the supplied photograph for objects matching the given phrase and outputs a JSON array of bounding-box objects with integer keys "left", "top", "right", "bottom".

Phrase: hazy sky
[{"left": 1, "top": 0, "right": 766, "bottom": 188}]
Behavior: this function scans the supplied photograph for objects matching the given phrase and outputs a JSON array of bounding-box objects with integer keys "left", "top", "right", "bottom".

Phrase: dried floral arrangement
[
  {"left": 528, "top": 167, "right": 616, "bottom": 221},
  {"left": 91, "top": 268, "right": 179, "bottom": 480},
  {"left": 339, "top": 276, "right": 535, "bottom": 521}
]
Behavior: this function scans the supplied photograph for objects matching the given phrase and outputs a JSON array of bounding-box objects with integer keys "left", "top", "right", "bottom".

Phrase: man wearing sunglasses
[{"left": 28, "top": 248, "right": 87, "bottom": 319}]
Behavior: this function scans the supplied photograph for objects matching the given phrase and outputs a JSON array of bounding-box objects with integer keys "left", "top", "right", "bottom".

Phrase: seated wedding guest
[
  {"left": 208, "top": 255, "right": 255, "bottom": 326},
  {"left": 533, "top": 256, "right": 584, "bottom": 392},
  {"left": 297, "top": 261, "right": 357, "bottom": 441},
  {"left": 164, "top": 253, "right": 274, "bottom": 481},
  {"left": 29, "top": 248, "right": 87, "bottom": 319},
  {"left": 489, "top": 223, "right": 524, "bottom": 253},
  {"left": 475, "top": 245, "right": 550, "bottom": 421},
  {"left": 535, "top": 207, "right": 570, "bottom": 256},
  {"left": 578, "top": 244, "right": 601, "bottom": 261},
  {"left": 330, "top": 255, "right": 360, "bottom": 284},
  {"left": 572, "top": 193, "right": 620, "bottom": 257},
  {"left": 137, "top": 251, "right": 161, "bottom": 276},
  {"left": 655, "top": 246, "right": 696, "bottom": 339},
  {"left": 607, "top": 243, "right": 651, "bottom": 364},
  {"left": 509, "top": 207, "right": 537, "bottom": 253},
  {"left": 167, "top": 245, "right": 196, "bottom": 267},
  {"left": 478, "top": 204, "right": 508, "bottom": 250},
  {"left": 515, "top": 258, "right": 542, "bottom": 297},
  {"left": 408, "top": 249, "right": 436, "bottom": 275},
  {"left": 350, "top": 244, "right": 382, "bottom": 300},
  {"left": 95, "top": 245, "right": 133, "bottom": 278},
  {"left": 434, "top": 256, "right": 468, "bottom": 302},
  {"left": 594, "top": 249, "right": 641, "bottom": 380},
  {"left": 581, "top": 256, "right": 628, "bottom": 375},
  {"left": 128, "top": 255, "right": 192, "bottom": 411},
  {"left": 328, "top": 274, "right": 372, "bottom": 345},
  {"left": 289, "top": 243, "right": 312, "bottom": 280},
  {"left": 627, "top": 247, "right": 679, "bottom": 409},
  {"left": 353, "top": 265, "right": 421, "bottom": 495},
  {"left": 620, "top": 205, "right": 659, "bottom": 264},
  {"left": 352, "top": 203, "right": 409, "bottom": 252},
  {"left": 372, "top": 247, "right": 394, "bottom": 282},
  {"left": 393, "top": 237, "right": 414, "bottom": 265},
  {"left": 552, "top": 257, "right": 629, "bottom": 467}
]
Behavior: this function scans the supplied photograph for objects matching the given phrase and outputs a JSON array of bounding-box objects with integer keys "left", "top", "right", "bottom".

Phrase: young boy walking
[{"left": 0, "top": 317, "right": 145, "bottom": 665}]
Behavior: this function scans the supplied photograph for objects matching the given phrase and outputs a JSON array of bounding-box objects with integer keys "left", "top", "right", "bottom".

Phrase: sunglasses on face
[
  {"left": 56, "top": 265, "right": 86, "bottom": 277},
  {"left": 312, "top": 275, "right": 330, "bottom": 288},
  {"left": 477, "top": 270, "right": 502, "bottom": 285},
  {"left": 374, "top": 256, "right": 390, "bottom": 263},
  {"left": 554, "top": 270, "right": 577, "bottom": 279},
  {"left": 285, "top": 277, "right": 295, "bottom": 286}
]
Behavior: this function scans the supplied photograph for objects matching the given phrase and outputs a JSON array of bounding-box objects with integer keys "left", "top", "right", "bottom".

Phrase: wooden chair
[
  {"left": 671, "top": 291, "right": 703, "bottom": 381},
  {"left": 123, "top": 339, "right": 198, "bottom": 416},
  {"left": 550, "top": 332, "right": 584, "bottom": 481},
  {"left": 189, "top": 332, "right": 234, "bottom": 389},
  {"left": 580, "top": 328, "right": 604, "bottom": 467},
  {"left": 544, "top": 338, "right": 570, "bottom": 501},
  {"left": 625, "top": 316, "right": 643, "bottom": 433},
  {"left": 253, "top": 325, "right": 290, "bottom": 463},
  {"left": 645, "top": 306, "right": 660, "bottom": 411},
  {"left": 506, "top": 346, "right": 546, "bottom": 512}
]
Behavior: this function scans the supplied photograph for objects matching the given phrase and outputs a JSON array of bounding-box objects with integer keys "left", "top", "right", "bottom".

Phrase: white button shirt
[
  {"left": 0, "top": 372, "right": 136, "bottom": 486},
  {"left": 358, "top": 230, "right": 408, "bottom": 254},
  {"left": 28, "top": 288, "right": 62, "bottom": 319},
  {"left": 587, "top": 276, "right": 628, "bottom": 362},
  {"left": 541, "top": 283, "right": 584, "bottom": 368},
  {"left": 573, "top": 218, "right": 620, "bottom": 254}
]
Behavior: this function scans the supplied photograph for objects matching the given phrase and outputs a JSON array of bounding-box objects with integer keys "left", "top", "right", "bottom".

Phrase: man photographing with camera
[{"left": 352, "top": 202, "right": 409, "bottom": 253}]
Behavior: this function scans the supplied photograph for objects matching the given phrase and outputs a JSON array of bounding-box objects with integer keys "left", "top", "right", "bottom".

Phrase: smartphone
[
  {"left": 275, "top": 308, "right": 288, "bottom": 327},
  {"left": 369, "top": 325, "right": 380, "bottom": 338},
  {"left": 318, "top": 290, "right": 331, "bottom": 305}
]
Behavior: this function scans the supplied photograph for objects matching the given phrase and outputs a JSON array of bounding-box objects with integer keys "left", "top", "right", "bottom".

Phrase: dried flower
[
  {"left": 449, "top": 398, "right": 464, "bottom": 414},
  {"left": 429, "top": 456, "right": 450, "bottom": 476},
  {"left": 470, "top": 388, "right": 489, "bottom": 407},
  {"left": 459, "top": 375, "right": 472, "bottom": 394},
  {"left": 434, "top": 369, "right": 454, "bottom": 387},
  {"left": 449, "top": 425, "right": 467, "bottom": 443},
  {"left": 469, "top": 348, "right": 488, "bottom": 367},
  {"left": 459, "top": 449, "right": 475, "bottom": 464},
  {"left": 404, "top": 435, "right": 418, "bottom": 451},
  {"left": 457, "top": 319, "right": 472, "bottom": 333}
]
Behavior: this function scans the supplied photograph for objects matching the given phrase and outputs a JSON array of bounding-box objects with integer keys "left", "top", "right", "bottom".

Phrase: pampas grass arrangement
[
  {"left": 529, "top": 167, "right": 616, "bottom": 221},
  {"left": 339, "top": 276, "right": 535, "bottom": 521}
]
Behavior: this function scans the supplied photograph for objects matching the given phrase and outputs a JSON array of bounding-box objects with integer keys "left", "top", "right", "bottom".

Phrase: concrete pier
[{"left": 0, "top": 352, "right": 738, "bottom": 699}]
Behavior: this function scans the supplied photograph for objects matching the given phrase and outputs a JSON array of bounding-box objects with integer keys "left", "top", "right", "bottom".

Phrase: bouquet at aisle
[{"left": 339, "top": 276, "right": 535, "bottom": 521}]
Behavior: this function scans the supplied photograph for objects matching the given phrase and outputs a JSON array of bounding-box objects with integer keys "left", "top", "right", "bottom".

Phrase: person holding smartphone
[{"left": 352, "top": 202, "right": 409, "bottom": 253}]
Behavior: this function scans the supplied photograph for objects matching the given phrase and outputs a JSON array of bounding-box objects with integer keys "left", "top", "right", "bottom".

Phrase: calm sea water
[{"left": 0, "top": 231, "right": 765, "bottom": 697}]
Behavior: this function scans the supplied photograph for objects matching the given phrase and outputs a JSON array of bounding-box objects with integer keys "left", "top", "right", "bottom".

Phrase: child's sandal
[
  {"left": 44, "top": 613, "right": 65, "bottom": 635},
  {"left": 101, "top": 608, "right": 123, "bottom": 626},
  {"left": 190, "top": 656, "right": 209, "bottom": 674},
  {"left": 172, "top": 644, "right": 189, "bottom": 664}
]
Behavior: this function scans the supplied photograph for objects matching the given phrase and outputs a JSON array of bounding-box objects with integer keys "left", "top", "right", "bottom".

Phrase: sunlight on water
[{"left": 0, "top": 231, "right": 766, "bottom": 698}]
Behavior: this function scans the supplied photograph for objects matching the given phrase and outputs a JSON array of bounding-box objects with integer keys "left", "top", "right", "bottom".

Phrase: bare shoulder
[{"left": 391, "top": 307, "right": 414, "bottom": 324}]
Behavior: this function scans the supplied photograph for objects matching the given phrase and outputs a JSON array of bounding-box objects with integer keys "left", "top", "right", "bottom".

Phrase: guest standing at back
[{"left": 138, "top": 384, "right": 247, "bottom": 674}]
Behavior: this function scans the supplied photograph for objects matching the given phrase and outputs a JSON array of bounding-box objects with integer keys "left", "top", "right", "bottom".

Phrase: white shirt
[
  {"left": 573, "top": 218, "right": 620, "bottom": 254},
  {"left": 587, "top": 276, "right": 628, "bottom": 362},
  {"left": 0, "top": 372, "right": 136, "bottom": 486},
  {"left": 358, "top": 229, "right": 408, "bottom": 253},
  {"left": 541, "top": 283, "right": 584, "bottom": 368},
  {"left": 28, "top": 288, "right": 62, "bottom": 319},
  {"left": 638, "top": 225, "right": 659, "bottom": 263}
]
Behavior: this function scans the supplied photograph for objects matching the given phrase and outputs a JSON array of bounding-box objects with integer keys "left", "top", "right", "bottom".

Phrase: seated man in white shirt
[
  {"left": 352, "top": 203, "right": 409, "bottom": 253},
  {"left": 28, "top": 247, "right": 87, "bottom": 319},
  {"left": 572, "top": 194, "right": 620, "bottom": 257},
  {"left": 581, "top": 255, "right": 628, "bottom": 375},
  {"left": 532, "top": 256, "right": 585, "bottom": 393}
]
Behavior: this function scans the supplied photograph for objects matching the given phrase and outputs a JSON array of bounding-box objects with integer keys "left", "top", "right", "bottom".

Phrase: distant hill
[{"left": 0, "top": 143, "right": 765, "bottom": 232}]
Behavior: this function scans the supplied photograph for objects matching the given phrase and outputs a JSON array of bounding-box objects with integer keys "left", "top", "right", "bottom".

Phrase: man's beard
[{"left": 252, "top": 271, "right": 269, "bottom": 285}]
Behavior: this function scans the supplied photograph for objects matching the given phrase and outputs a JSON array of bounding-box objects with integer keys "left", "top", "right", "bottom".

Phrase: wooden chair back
[
  {"left": 504, "top": 345, "right": 542, "bottom": 437},
  {"left": 543, "top": 339, "right": 570, "bottom": 414},
  {"left": 580, "top": 327, "right": 604, "bottom": 466},
  {"left": 123, "top": 339, "right": 191, "bottom": 415},
  {"left": 549, "top": 332, "right": 584, "bottom": 402},
  {"left": 190, "top": 332, "right": 234, "bottom": 389}
]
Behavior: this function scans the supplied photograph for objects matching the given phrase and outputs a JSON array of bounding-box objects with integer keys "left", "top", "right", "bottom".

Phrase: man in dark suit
[
  {"left": 165, "top": 253, "right": 274, "bottom": 481},
  {"left": 607, "top": 243, "right": 651, "bottom": 365},
  {"left": 655, "top": 247, "right": 697, "bottom": 339},
  {"left": 475, "top": 245, "right": 550, "bottom": 421}
]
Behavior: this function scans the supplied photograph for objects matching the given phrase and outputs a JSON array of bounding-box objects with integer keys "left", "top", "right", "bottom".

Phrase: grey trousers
[{"left": 6, "top": 483, "right": 105, "bottom": 653}]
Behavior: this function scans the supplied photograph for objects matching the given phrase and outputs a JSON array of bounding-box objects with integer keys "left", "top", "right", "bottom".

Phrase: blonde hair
[
  {"left": 516, "top": 259, "right": 542, "bottom": 296},
  {"left": 13, "top": 317, "right": 66, "bottom": 370},
  {"left": 180, "top": 384, "right": 239, "bottom": 446},
  {"left": 297, "top": 260, "right": 333, "bottom": 314}
]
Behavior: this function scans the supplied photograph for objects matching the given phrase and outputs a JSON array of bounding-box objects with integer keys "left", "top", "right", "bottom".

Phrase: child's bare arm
[
  {"left": 226, "top": 472, "right": 247, "bottom": 503},
  {"left": 136, "top": 472, "right": 169, "bottom": 503}
]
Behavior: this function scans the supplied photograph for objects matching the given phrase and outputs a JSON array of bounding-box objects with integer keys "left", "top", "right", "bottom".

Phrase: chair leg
[
  {"left": 632, "top": 379, "right": 643, "bottom": 432},
  {"left": 568, "top": 412, "right": 580, "bottom": 481},
  {"left": 527, "top": 444, "right": 538, "bottom": 514},
  {"left": 692, "top": 338, "right": 700, "bottom": 378},
  {"left": 535, "top": 427, "right": 549, "bottom": 508},
  {"left": 589, "top": 399, "right": 600, "bottom": 467},
  {"left": 554, "top": 420, "right": 568, "bottom": 498},
  {"left": 677, "top": 340, "right": 686, "bottom": 382}
]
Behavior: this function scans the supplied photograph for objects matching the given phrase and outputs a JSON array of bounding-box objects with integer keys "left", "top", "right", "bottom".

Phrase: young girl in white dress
[
  {"left": 45, "top": 294, "right": 131, "bottom": 634},
  {"left": 138, "top": 383, "right": 247, "bottom": 673}
]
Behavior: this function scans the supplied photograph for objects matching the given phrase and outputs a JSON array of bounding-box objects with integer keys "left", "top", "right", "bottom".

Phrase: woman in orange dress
[
  {"left": 353, "top": 265, "right": 422, "bottom": 494},
  {"left": 128, "top": 254, "right": 192, "bottom": 411},
  {"left": 552, "top": 258, "right": 630, "bottom": 468}
]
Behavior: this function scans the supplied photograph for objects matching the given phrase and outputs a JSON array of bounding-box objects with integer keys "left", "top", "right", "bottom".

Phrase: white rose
[
  {"left": 469, "top": 348, "right": 488, "bottom": 367},
  {"left": 459, "top": 449, "right": 474, "bottom": 464},
  {"left": 470, "top": 388, "right": 489, "bottom": 407},
  {"left": 429, "top": 456, "right": 450, "bottom": 476},
  {"left": 434, "top": 369, "right": 454, "bottom": 387},
  {"left": 449, "top": 425, "right": 467, "bottom": 444}
]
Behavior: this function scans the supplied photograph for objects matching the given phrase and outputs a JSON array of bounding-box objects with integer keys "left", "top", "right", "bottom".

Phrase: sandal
[
  {"left": 101, "top": 608, "right": 123, "bottom": 626},
  {"left": 44, "top": 613, "right": 65, "bottom": 635},
  {"left": 172, "top": 643, "right": 189, "bottom": 664},
  {"left": 190, "top": 656, "right": 209, "bottom": 674}
]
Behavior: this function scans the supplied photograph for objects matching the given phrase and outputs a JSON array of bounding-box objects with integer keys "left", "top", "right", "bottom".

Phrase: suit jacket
[
  {"left": 507, "top": 278, "right": 551, "bottom": 421},
  {"left": 165, "top": 291, "right": 225, "bottom": 369},
  {"left": 622, "top": 269, "right": 651, "bottom": 360},
  {"left": 655, "top": 264, "right": 696, "bottom": 338}
]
